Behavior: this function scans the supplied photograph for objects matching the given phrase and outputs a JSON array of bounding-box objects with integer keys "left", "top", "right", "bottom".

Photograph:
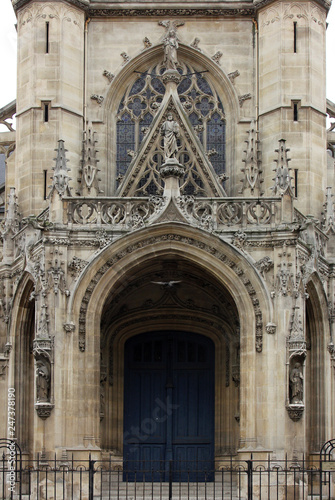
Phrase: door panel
[{"left": 123, "top": 332, "right": 214, "bottom": 481}]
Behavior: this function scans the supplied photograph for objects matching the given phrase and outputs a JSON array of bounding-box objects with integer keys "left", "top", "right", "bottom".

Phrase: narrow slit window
[
  {"left": 294, "top": 169, "right": 298, "bottom": 197},
  {"left": 43, "top": 103, "right": 49, "bottom": 123},
  {"left": 46, "top": 22, "right": 49, "bottom": 54},
  {"left": 43, "top": 170, "right": 48, "bottom": 200},
  {"left": 293, "top": 103, "right": 298, "bottom": 122},
  {"left": 293, "top": 22, "right": 297, "bottom": 53}
]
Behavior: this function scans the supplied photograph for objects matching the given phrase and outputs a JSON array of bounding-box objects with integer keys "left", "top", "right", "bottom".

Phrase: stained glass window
[
  {"left": 116, "top": 113, "right": 135, "bottom": 180},
  {"left": 116, "top": 61, "right": 226, "bottom": 195}
]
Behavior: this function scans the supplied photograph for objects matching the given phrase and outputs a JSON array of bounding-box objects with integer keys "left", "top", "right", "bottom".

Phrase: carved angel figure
[{"left": 161, "top": 114, "right": 179, "bottom": 161}]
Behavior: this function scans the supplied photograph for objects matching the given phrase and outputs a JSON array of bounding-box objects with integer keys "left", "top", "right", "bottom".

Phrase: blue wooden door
[{"left": 123, "top": 332, "right": 214, "bottom": 481}]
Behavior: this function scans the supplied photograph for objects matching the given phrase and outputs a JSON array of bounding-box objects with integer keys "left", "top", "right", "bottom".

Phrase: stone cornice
[
  {"left": 12, "top": 0, "right": 331, "bottom": 15},
  {"left": 87, "top": 6, "right": 255, "bottom": 16}
]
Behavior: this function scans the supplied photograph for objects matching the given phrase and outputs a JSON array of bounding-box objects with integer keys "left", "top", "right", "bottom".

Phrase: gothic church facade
[{"left": 0, "top": 0, "right": 334, "bottom": 478}]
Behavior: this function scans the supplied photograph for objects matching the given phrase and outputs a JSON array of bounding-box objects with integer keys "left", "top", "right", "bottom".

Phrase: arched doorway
[
  {"left": 99, "top": 252, "right": 241, "bottom": 463},
  {"left": 123, "top": 331, "right": 215, "bottom": 481}
]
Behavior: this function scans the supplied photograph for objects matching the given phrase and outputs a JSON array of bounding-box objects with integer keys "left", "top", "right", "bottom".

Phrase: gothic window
[{"left": 116, "top": 62, "right": 226, "bottom": 196}]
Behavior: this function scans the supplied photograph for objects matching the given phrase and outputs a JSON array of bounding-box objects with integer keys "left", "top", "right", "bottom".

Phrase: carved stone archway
[
  {"left": 99, "top": 254, "right": 241, "bottom": 457},
  {"left": 69, "top": 223, "right": 273, "bottom": 457}
]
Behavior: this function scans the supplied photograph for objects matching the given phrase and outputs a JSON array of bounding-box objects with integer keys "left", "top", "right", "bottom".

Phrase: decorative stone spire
[
  {"left": 78, "top": 126, "right": 102, "bottom": 196},
  {"left": 2, "top": 187, "right": 20, "bottom": 237},
  {"left": 37, "top": 302, "right": 49, "bottom": 339},
  {"left": 272, "top": 139, "right": 294, "bottom": 197},
  {"left": 239, "top": 121, "right": 263, "bottom": 196},
  {"left": 1, "top": 188, "right": 20, "bottom": 263},
  {"left": 48, "top": 140, "right": 71, "bottom": 199},
  {"left": 321, "top": 186, "right": 335, "bottom": 233}
]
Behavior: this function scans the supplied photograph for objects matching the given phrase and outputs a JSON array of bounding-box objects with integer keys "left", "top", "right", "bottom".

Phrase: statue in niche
[
  {"left": 36, "top": 360, "right": 50, "bottom": 402},
  {"left": 163, "top": 29, "right": 179, "bottom": 71},
  {"left": 161, "top": 113, "right": 180, "bottom": 161},
  {"left": 289, "top": 361, "right": 303, "bottom": 404}
]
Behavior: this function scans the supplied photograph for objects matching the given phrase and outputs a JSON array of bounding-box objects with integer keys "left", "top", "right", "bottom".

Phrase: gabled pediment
[{"left": 117, "top": 93, "right": 226, "bottom": 198}]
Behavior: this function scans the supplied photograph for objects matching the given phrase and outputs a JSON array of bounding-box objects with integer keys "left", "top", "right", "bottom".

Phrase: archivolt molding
[{"left": 74, "top": 226, "right": 269, "bottom": 354}]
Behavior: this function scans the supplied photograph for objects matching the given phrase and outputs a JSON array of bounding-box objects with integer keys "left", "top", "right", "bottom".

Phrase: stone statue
[
  {"left": 161, "top": 114, "right": 180, "bottom": 161},
  {"left": 163, "top": 29, "right": 179, "bottom": 71},
  {"left": 289, "top": 361, "right": 303, "bottom": 404},
  {"left": 36, "top": 360, "right": 50, "bottom": 402}
]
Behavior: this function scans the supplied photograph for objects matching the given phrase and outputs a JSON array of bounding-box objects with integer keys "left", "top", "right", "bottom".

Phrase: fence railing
[{"left": 0, "top": 455, "right": 334, "bottom": 500}]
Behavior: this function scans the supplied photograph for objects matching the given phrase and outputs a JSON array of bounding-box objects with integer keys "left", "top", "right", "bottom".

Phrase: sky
[{"left": 0, "top": 0, "right": 335, "bottom": 110}]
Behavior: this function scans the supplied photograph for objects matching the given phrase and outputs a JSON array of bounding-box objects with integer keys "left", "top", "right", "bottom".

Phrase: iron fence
[{"left": 0, "top": 454, "right": 334, "bottom": 500}]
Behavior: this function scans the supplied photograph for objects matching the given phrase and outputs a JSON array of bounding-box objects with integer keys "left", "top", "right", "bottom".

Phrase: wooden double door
[{"left": 123, "top": 332, "right": 215, "bottom": 481}]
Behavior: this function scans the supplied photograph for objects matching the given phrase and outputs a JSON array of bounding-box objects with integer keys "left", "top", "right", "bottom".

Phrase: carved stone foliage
[
  {"left": 77, "top": 233, "right": 263, "bottom": 353},
  {"left": 120, "top": 52, "right": 130, "bottom": 65},
  {"left": 232, "top": 230, "right": 247, "bottom": 250},
  {"left": 211, "top": 51, "right": 223, "bottom": 64},
  {"left": 238, "top": 93, "right": 252, "bottom": 108},
  {"left": 91, "top": 94, "right": 104, "bottom": 105},
  {"left": 271, "top": 139, "right": 294, "bottom": 197},
  {"left": 190, "top": 38, "right": 201, "bottom": 51},
  {"left": 87, "top": 8, "right": 255, "bottom": 18},
  {"left": 240, "top": 121, "right": 263, "bottom": 196},
  {"left": 255, "top": 256, "right": 273, "bottom": 278},
  {"left": 48, "top": 140, "right": 72, "bottom": 199},
  {"left": 266, "top": 322, "right": 276, "bottom": 334},
  {"left": 228, "top": 70, "right": 240, "bottom": 82},
  {"left": 78, "top": 126, "right": 102, "bottom": 197},
  {"left": 68, "top": 256, "right": 88, "bottom": 278},
  {"left": 103, "top": 70, "right": 114, "bottom": 83},
  {"left": 143, "top": 37, "right": 152, "bottom": 48}
]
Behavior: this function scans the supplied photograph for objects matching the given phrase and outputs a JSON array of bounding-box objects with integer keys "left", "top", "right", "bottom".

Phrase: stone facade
[{"left": 0, "top": 0, "right": 334, "bottom": 479}]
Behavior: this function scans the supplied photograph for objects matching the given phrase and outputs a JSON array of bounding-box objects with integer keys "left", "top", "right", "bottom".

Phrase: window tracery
[{"left": 116, "top": 61, "right": 226, "bottom": 196}]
